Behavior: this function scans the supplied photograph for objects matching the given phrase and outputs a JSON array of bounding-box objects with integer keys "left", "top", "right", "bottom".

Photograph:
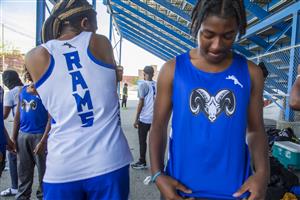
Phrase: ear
[
  {"left": 80, "top": 17, "right": 89, "bottom": 30},
  {"left": 80, "top": 17, "right": 97, "bottom": 32}
]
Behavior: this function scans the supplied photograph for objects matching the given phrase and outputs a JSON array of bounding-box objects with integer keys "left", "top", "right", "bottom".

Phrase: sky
[{"left": 0, "top": 0, "right": 165, "bottom": 76}]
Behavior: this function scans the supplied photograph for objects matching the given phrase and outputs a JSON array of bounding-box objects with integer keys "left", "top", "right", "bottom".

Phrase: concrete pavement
[{"left": 0, "top": 100, "right": 160, "bottom": 200}]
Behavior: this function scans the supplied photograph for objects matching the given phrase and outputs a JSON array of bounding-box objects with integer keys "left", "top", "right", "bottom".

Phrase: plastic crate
[{"left": 272, "top": 141, "right": 300, "bottom": 170}]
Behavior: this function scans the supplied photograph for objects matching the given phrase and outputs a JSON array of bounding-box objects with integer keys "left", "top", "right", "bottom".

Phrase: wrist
[
  {"left": 151, "top": 171, "right": 163, "bottom": 183},
  {"left": 40, "top": 140, "right": 47, "bottom": 144},
  {"left": 254, "top": 170, "right": 270, "bottom": 181},
  {"left": 11, "top": 136, "right": 16, "bottom": 143},
  {"left": 143, "top": 170, "right": 163, "bottom": 185}
]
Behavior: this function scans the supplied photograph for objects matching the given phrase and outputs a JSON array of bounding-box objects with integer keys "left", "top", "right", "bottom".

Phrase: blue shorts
[{"left": 43, "top": 165, "right": 129, "bottom": 200}]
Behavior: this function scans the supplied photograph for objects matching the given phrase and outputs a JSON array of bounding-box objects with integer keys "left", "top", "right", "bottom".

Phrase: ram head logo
[
  {"left": 21, "top": 100, "right": 37, "bottom": 112},
  {"left": 189, "top": 89, "right": 236, "bottom": 122}
]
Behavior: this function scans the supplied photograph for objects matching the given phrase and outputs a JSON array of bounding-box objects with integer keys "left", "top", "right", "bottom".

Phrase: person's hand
[
  {"left": 133, "top": 121, "right": 139, "bottom": 129},
  {"left": 33, "top": 142, "right": 46, "bottom": 155},
  {"left": 7, "top": 138, "right": 16, "bottom": 153},
  {"left": 233, "top": 174, "right": 268, "bottom": 200},
  {"left": 155, "top": 174, "right": 194, "bottom": 200},
  {"left": 0, "top": 151, "right": 3, "bottom": 163}
]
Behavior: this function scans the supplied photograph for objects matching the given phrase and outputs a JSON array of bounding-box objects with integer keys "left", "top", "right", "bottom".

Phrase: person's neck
[
  {"left": 26, "top": 84, "right": 37, "bottom": 95},
  {"left": 58, "top": 28, "right": 81, "bottom": 40}
]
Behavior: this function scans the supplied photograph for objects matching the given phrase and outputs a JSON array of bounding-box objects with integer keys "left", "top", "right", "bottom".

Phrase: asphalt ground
[{"left": 0, "top": 100, "right": 160, "bottom": 200}]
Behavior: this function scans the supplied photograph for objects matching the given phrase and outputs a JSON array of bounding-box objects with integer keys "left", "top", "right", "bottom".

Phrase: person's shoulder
[
  {"left": 26, "top": 46, "right": 50, "bottom": 69},
  {"left": 246, "top": 60, "right": 263, "bottom": 77},
  {"left": 25, "top": 45, "right": 51, "bottom": 75},
  {"left": 91, "top": 33, "right": 111, "bottom": 48},
  {"left": 158, "top": 58, "right": 176, "bottom": 82},
  {"left": 139, "top": 81, "right": 148, "bottom": 89},
  {"left": 161, "top": 58, "right": 176, "bottom": 73},
  {"left": 245, "top": 59, "right": 264, "bottom": 88},
  {"left": 26, "top": 46, "right": 49, "bottom": 61},
  {"left": 11, "top": 86, "right": 22, "bottom": 93}
]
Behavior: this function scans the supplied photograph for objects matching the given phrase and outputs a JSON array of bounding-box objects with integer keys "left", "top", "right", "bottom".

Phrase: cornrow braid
[
  {"left": 42, "top": 0, "right": 96, "bottom": 43},
  {"left": 191, "top": 0, "right": 247, "bottom": 38}
]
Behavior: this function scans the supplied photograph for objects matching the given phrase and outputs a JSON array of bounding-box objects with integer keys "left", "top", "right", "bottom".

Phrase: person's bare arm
[
  {"left": 40, "top": 116, "right": 51, "bottom": 143},
  {"left": 234, "top": 61, "right": 269, "bottom": 200},
  {"left": 149, "top": 60, "right": 174, "bottom": 175},
  {"left": 25, "top": 46, "right": 51, "bottom": 83},
  {"left": 11, "top": 95, "right": 21, "bottom": 152},
  {"left": 89, "top": 34, "right": 122, "bottom": 83},
  {"left": 34, "top": 114, "right": 51, "bottom": 155},
  {"left": 90, "top": 34, "right": 116, "bottom": 66},
  {"left": 149, "top": 59, "right": 193, "bottom": 200},
  {"left": 289, "top": 65, "right": 300, "bottom": 110},
  {"left": 4, "top": 126, "right": 14, "bottom": 152},
  {"left": 3, "top": 106, "right": 11, "bottom": 120}
]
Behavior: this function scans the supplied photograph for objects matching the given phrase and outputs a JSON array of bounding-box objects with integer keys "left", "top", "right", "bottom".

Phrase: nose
[{"left": 210, "top": 37, "right": 223, "bottom": 52}]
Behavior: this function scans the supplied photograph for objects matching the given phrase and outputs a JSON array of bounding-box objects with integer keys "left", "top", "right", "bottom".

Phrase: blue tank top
[
  {"left": 167, "top": 52, "right": 252, "bottom": 199},
  {"left": 0, "top": 87, "right": 6, "bottom": 152},
  {"left": 19, "top": 86, "right": 48, "bottom": 134}
]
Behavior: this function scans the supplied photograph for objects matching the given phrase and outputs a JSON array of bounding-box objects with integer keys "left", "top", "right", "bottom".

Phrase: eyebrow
[{"left": 202, "top": 29, "right": 236, "bottom": 35}]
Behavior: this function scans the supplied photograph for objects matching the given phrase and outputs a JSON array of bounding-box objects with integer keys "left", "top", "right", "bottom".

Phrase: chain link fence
[{"left": 249, "top": 45, "right": 300, "bottom": 133}]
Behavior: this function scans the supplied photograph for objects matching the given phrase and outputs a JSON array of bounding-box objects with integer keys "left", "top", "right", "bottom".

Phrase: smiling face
[{"left": 198, "top": 15, "right": 238, "bottom": 64}]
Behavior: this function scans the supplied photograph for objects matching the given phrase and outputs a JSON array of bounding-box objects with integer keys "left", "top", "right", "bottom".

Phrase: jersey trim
[
  {"left": 87, "top": 48, "right": 115, "bottom": 70},
  {"left": 35, "top": 55, "right": 55, "bottom": 89}
]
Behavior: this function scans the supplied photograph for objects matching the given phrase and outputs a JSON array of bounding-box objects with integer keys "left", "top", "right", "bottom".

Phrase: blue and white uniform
[
  {"left": 167, "top": 52, "right": 252, "bottom": 199},
  {"left": 138, "top": 80, "right": 156, "bottom": 124},
  {"left": 16, "top": 86, "right": 48, "bottom": 200},
  {"left": 36, "top": 31, "right": 133, "bottom": 186},
  {"left": 19, "top": 86, "right": 48, "bottom": 134},
  {"left": 4, "top": 86, "right": 20, "bottom": 118}
]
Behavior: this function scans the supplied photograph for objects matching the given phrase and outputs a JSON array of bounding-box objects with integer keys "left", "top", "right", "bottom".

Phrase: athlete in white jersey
[
  {"left": 132, "top": 66, "right": 156, "bottom": 169},
  {"left": 25, "top": 1, "right": 132, "bottom": 200}
]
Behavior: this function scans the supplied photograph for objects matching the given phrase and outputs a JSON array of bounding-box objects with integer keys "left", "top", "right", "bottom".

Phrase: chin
[{"left": 206, "top": 55, "right": 226, "bottom": 64}]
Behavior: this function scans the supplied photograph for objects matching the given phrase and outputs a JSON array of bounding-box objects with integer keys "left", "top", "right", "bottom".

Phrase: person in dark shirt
[{"left": 122, "top": 83, "right": 128, "bottom": 108}]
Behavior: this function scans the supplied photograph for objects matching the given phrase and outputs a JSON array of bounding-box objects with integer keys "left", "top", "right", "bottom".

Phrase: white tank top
[
  {"left": 139, "top": 81, "right": 156, "bottom": 124},
  {"left": 36, "top": 31, "right": 133, "bottom": 183}
]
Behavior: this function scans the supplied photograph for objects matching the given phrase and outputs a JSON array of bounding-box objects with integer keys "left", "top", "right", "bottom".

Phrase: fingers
[
  {"left": 165, "top": 194, "right": 184, "bottom": 200},
  {"left": 233, "top": 183, "right": 249, "bottom": 198},
  {"left": 247, "top": 192, "right": 264, "bottom": 200},
  {"left": 247, "top": 194, "right": 261, "bottom": 200},
  {"left": 175, "top": 182, "right": 192, "bottom": 194}
]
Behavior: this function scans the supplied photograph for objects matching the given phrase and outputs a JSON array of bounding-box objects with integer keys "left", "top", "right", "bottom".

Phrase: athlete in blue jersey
[
  {"left": 11, "top": 71, "right": 50, "bottom": 200},
  {"left": 149, "top": 0, "right": 269, "bottom": 200}
]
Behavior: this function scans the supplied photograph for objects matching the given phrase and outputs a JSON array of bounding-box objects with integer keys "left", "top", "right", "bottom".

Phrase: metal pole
[
  {"left": 2, "top": 23, "right": 4, "bottom": 71},
  {"left": 36, "top": 0, "right": 45, "bottom": 45},
  {"left": 119, "top": 36, "right": 122, "bottom": 65},
  {"left": 92, "top": 0, "right": 96, "bottom": 10},
  {"left": 109, "top": 14, "right": 113, "bottom": 42}
]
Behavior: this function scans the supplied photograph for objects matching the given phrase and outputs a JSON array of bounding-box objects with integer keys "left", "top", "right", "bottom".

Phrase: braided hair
[
  {"left": 191, "top": 0, "right": 247, "bottom": 38},
  {"left": 42, "top": 0, "right": 96, "bottom": 43}
]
